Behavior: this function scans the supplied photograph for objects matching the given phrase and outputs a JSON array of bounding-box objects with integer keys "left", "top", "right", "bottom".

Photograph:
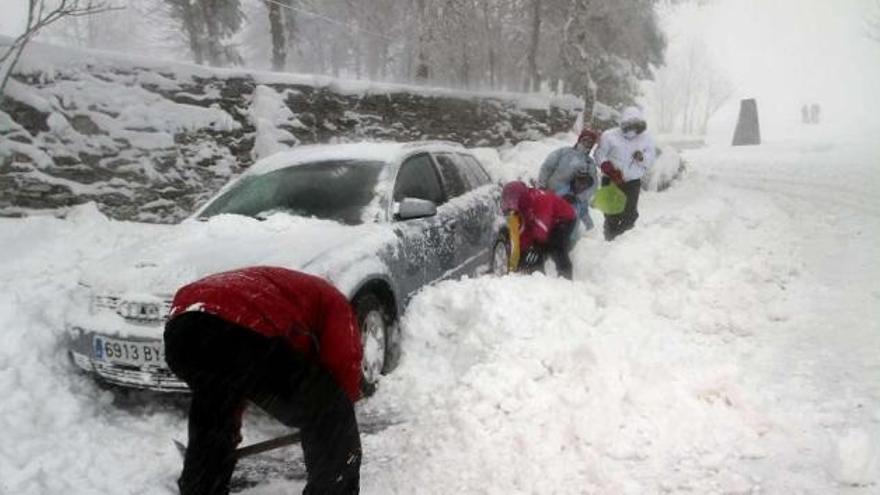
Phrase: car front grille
[
  {"left": 93, "top": 295, "right": 120, "bottom": 311},
  {"left": 91, "top": 361, "right": 188, "bottom": 392},
  {"left": 92, "top": 294, "right": 172, "bottom": 323}
]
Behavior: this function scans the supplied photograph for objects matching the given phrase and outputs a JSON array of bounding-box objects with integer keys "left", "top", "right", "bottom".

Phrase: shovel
[{"left": 174, "top": 431, "right": 301, "bottom": 460}]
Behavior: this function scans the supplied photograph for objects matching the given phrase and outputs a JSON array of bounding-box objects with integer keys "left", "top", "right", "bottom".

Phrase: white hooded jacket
[{"left": 594, "top": 107, "right": 656, "bottom": 182}]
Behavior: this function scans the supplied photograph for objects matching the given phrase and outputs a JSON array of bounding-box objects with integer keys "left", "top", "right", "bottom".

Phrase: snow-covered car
[{"left": 65, "top": 141, "right": 499, "bottom": 393}]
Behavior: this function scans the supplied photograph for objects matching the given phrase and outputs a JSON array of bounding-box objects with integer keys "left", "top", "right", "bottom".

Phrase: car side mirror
[{"left": 396, "top": 198, "right": 437, "bottom": 220}]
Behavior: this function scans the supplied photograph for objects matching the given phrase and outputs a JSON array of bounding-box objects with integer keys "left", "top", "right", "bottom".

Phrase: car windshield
[{"left": 198, "top": 159, "right": 386, "bottom": 225}]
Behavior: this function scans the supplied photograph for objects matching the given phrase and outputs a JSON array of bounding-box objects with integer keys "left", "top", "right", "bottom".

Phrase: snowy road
[{"left": 0, "top": 134, "right": 877, "bottom": 494}]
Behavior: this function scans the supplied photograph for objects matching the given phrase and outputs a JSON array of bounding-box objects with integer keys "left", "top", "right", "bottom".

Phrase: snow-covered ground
[{"left": 1, "top": 129, "right": 878, "bottom": 494}]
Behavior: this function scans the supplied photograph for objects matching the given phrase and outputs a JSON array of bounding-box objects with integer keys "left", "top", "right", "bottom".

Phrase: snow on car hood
[{"left": 79, "top": 213, "right": 396, "bottom": 297}]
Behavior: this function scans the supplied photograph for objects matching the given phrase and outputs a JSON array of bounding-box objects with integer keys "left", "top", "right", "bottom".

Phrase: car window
[
  {"left": 393, "top": 153, "right": 444, "bottom": 205},
  {"left": 458, "top": 154, "right": 492, "bottom": 187},
  {"left": 198, "top": 159, "right": 385, "bottom": 225},
  {"left": 433, "top": 153, "right": 469, "bottom": 199}
]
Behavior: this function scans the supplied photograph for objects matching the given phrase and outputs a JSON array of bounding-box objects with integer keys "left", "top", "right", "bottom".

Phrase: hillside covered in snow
[{"left": 0, "top": 37, "right": 602, "bottom": 223}]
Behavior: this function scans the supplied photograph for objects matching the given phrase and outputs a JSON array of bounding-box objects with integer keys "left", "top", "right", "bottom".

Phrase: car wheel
[
  {"left": 490, "top": 232, "right": 511, "bottom": 276},
  {"left": 354, "top": 292, "right": 390, "bottom": 397}
]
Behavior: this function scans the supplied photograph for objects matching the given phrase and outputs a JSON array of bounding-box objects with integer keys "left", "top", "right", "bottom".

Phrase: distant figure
[
  {"left": 810, "top": 103, "right": 821, "bottom": 124},
  {"left": 802, "top": 104, "right": 811, "bottom": 124}
]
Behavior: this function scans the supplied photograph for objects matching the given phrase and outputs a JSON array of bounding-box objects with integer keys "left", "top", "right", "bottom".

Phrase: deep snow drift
[{"left": 0, "top": 130, "right": 877, "bottom": 494}]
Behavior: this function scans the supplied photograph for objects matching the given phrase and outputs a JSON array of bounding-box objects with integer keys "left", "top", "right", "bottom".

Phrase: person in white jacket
[{"left": 594, "top": 106, "right": 656, "bottom": 241}]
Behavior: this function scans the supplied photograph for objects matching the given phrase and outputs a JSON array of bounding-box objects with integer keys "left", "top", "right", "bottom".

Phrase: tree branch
[{"left": 1, "top": 1, "right": 115, "bottom": 100}]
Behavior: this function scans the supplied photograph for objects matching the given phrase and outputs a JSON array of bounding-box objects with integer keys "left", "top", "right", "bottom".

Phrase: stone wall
[{"left": 0, "top": 44, "right": 594, "bottom": 223}]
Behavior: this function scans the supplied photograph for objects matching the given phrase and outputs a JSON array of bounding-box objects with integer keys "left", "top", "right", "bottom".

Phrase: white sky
[{"left": 0, "top": 0, "right": 28, "bottom": 38}]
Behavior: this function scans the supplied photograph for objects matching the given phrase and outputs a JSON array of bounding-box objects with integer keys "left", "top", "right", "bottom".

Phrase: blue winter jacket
[
  {"left": 538, "top": 146, "right": 598, "bottom": 207},
  {"left": 554, "top": 183, "right": 593, "bottom": 238}
]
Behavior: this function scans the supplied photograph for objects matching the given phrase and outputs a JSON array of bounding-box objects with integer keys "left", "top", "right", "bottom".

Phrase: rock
[{"left": 0, "top": 54, "right": 587, "bottom": 224}]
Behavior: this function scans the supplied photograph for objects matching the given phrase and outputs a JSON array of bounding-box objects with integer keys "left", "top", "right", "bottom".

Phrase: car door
[
  {"left": 432, "top": 152, "right": 495, "bottom": 278},
  {"left": 457, "top": 152, "right": 498, "bottom": 261},
  {"left": 390, "top": 153, "right": 455, "bottom": 297}
]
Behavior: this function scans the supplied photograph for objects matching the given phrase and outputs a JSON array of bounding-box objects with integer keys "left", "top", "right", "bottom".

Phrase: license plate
[{"left": 93, "top": 336, "right": 165, "bottom": 367}]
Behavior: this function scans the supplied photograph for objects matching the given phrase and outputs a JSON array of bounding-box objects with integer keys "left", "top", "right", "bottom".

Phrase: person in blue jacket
[
  {"left": 553, "top": 164, "right": 595, "bottom": 243},
  {"left": 538, "top": 128, "right": 599, "bottom": 195},
  {"left": 538, "top": 129, "right": 599, "bottom": 239}
]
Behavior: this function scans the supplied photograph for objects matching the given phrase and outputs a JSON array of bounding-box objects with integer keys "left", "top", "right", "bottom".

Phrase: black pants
[
  {"left": 602, "top": 178, "right": 642, "bottom": 241},
  {"left": 522, "top": 220, "right": 575, "bottom": 280},
  {"left": 164, "top": 312, "right": 361, "bottom": 495}
]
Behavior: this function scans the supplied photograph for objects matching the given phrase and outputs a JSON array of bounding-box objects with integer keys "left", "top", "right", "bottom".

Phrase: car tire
[
  {"left": 354, "top": 292, "right": 391, "bottom": 397},
  {"left": 490, "top": 230, "right": 511, "bottom": 276}
]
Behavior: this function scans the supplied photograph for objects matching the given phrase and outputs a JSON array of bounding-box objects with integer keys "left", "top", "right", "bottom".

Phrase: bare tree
[
  {"left": 699, "top": 67, "right": 732, "bottom": 134},
  {"left": 0, "top": 0, "right": 113, "bottom": 101},
  {"left": 649, "top": 4, "right": 732, "bottom": 137},
  {"left": 39, "top": 0, "right": 166, "bottom": 53}
]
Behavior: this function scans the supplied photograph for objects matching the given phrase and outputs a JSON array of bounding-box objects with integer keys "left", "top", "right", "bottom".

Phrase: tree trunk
[
  {"left": 526, "top": 0, "right": 541, "bottom": 92},
  {"left": 267, "top": 0, "right": 286, "bottom": 71},
  {"left": 414, "top": 0, "right": 430, "bottom": 82},
  {"left": 460, "top": 43, "right": 470, "bottom": 88},
  {"left": 581, "top": 67, "right": 595, "bottom": 125},
  {"left": 331, "top": 39, "right": 342, "bottom": 78},
  {"left": 199, "top": 0, "right": 222, "bottom": 66},
  {"left": 285, "top": 1, "right": 296, "bottom": 64},
  {"left": 179, "top": 0, "right": 204, "bottom": 65},
  {"left": 354, "top": 38, "right": 363, "bottom": 79}
]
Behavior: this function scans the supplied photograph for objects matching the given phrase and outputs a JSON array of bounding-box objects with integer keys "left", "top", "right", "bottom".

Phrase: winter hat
[
  {"left": 619, "top": 106, "right": 647, "bottom": 135},
  {"left": 577, "top": 128, "right": 599, "bottom": 144},
  {"left": 501, "top": 181, "right": 528, "bottom": 212},
  {"left": 619, "top": 106, "right": 645, "bottom": 125}
]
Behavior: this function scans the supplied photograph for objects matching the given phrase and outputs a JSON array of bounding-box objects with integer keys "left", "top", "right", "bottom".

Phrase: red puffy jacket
[
  {"left": 516, "top": 187, "right": 576, "bottom": 251},
  {"left": 169, "top": 266, "right": 362, "bottom": 402}
]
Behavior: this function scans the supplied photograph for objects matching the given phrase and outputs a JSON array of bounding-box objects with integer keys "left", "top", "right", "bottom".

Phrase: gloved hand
[
  {"left": 600, "top": 161, "right": 624, "bottom": 185},
  {"left": 522, "top": 247, "right": 542, "bottom": 267},
  {"left": 632, "top": 150, "right": 644, "bottom": 162}
]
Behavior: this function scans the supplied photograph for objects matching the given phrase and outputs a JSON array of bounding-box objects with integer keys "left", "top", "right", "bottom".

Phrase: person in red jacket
[
  {"left": 501, "top": 181, "right": 577, "bottom": 279},
  {"left": 163, "top": 266, "right": 363, "bottom": 495}
]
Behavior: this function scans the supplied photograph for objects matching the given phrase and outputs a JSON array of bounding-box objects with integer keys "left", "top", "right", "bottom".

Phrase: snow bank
[
  {"left": 357, "top": 134, "right": 880, "bottom": 493},
  {"left": 0, "top": 205, "right": 182, "bottom": 494},
  {"left": 1, "top": 132, "right": 878, "bottom": 494},
  {"left": 249, "top": 85, "right": 301, "bottom": 160}
]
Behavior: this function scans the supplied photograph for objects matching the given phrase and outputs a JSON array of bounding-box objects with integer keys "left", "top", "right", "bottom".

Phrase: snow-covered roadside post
[
  {"left": 732, "top": 98, "right": 761, "bottom": 146},
  {"left": 0, "top": 0, "right": 112, "bottom": 103}
]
